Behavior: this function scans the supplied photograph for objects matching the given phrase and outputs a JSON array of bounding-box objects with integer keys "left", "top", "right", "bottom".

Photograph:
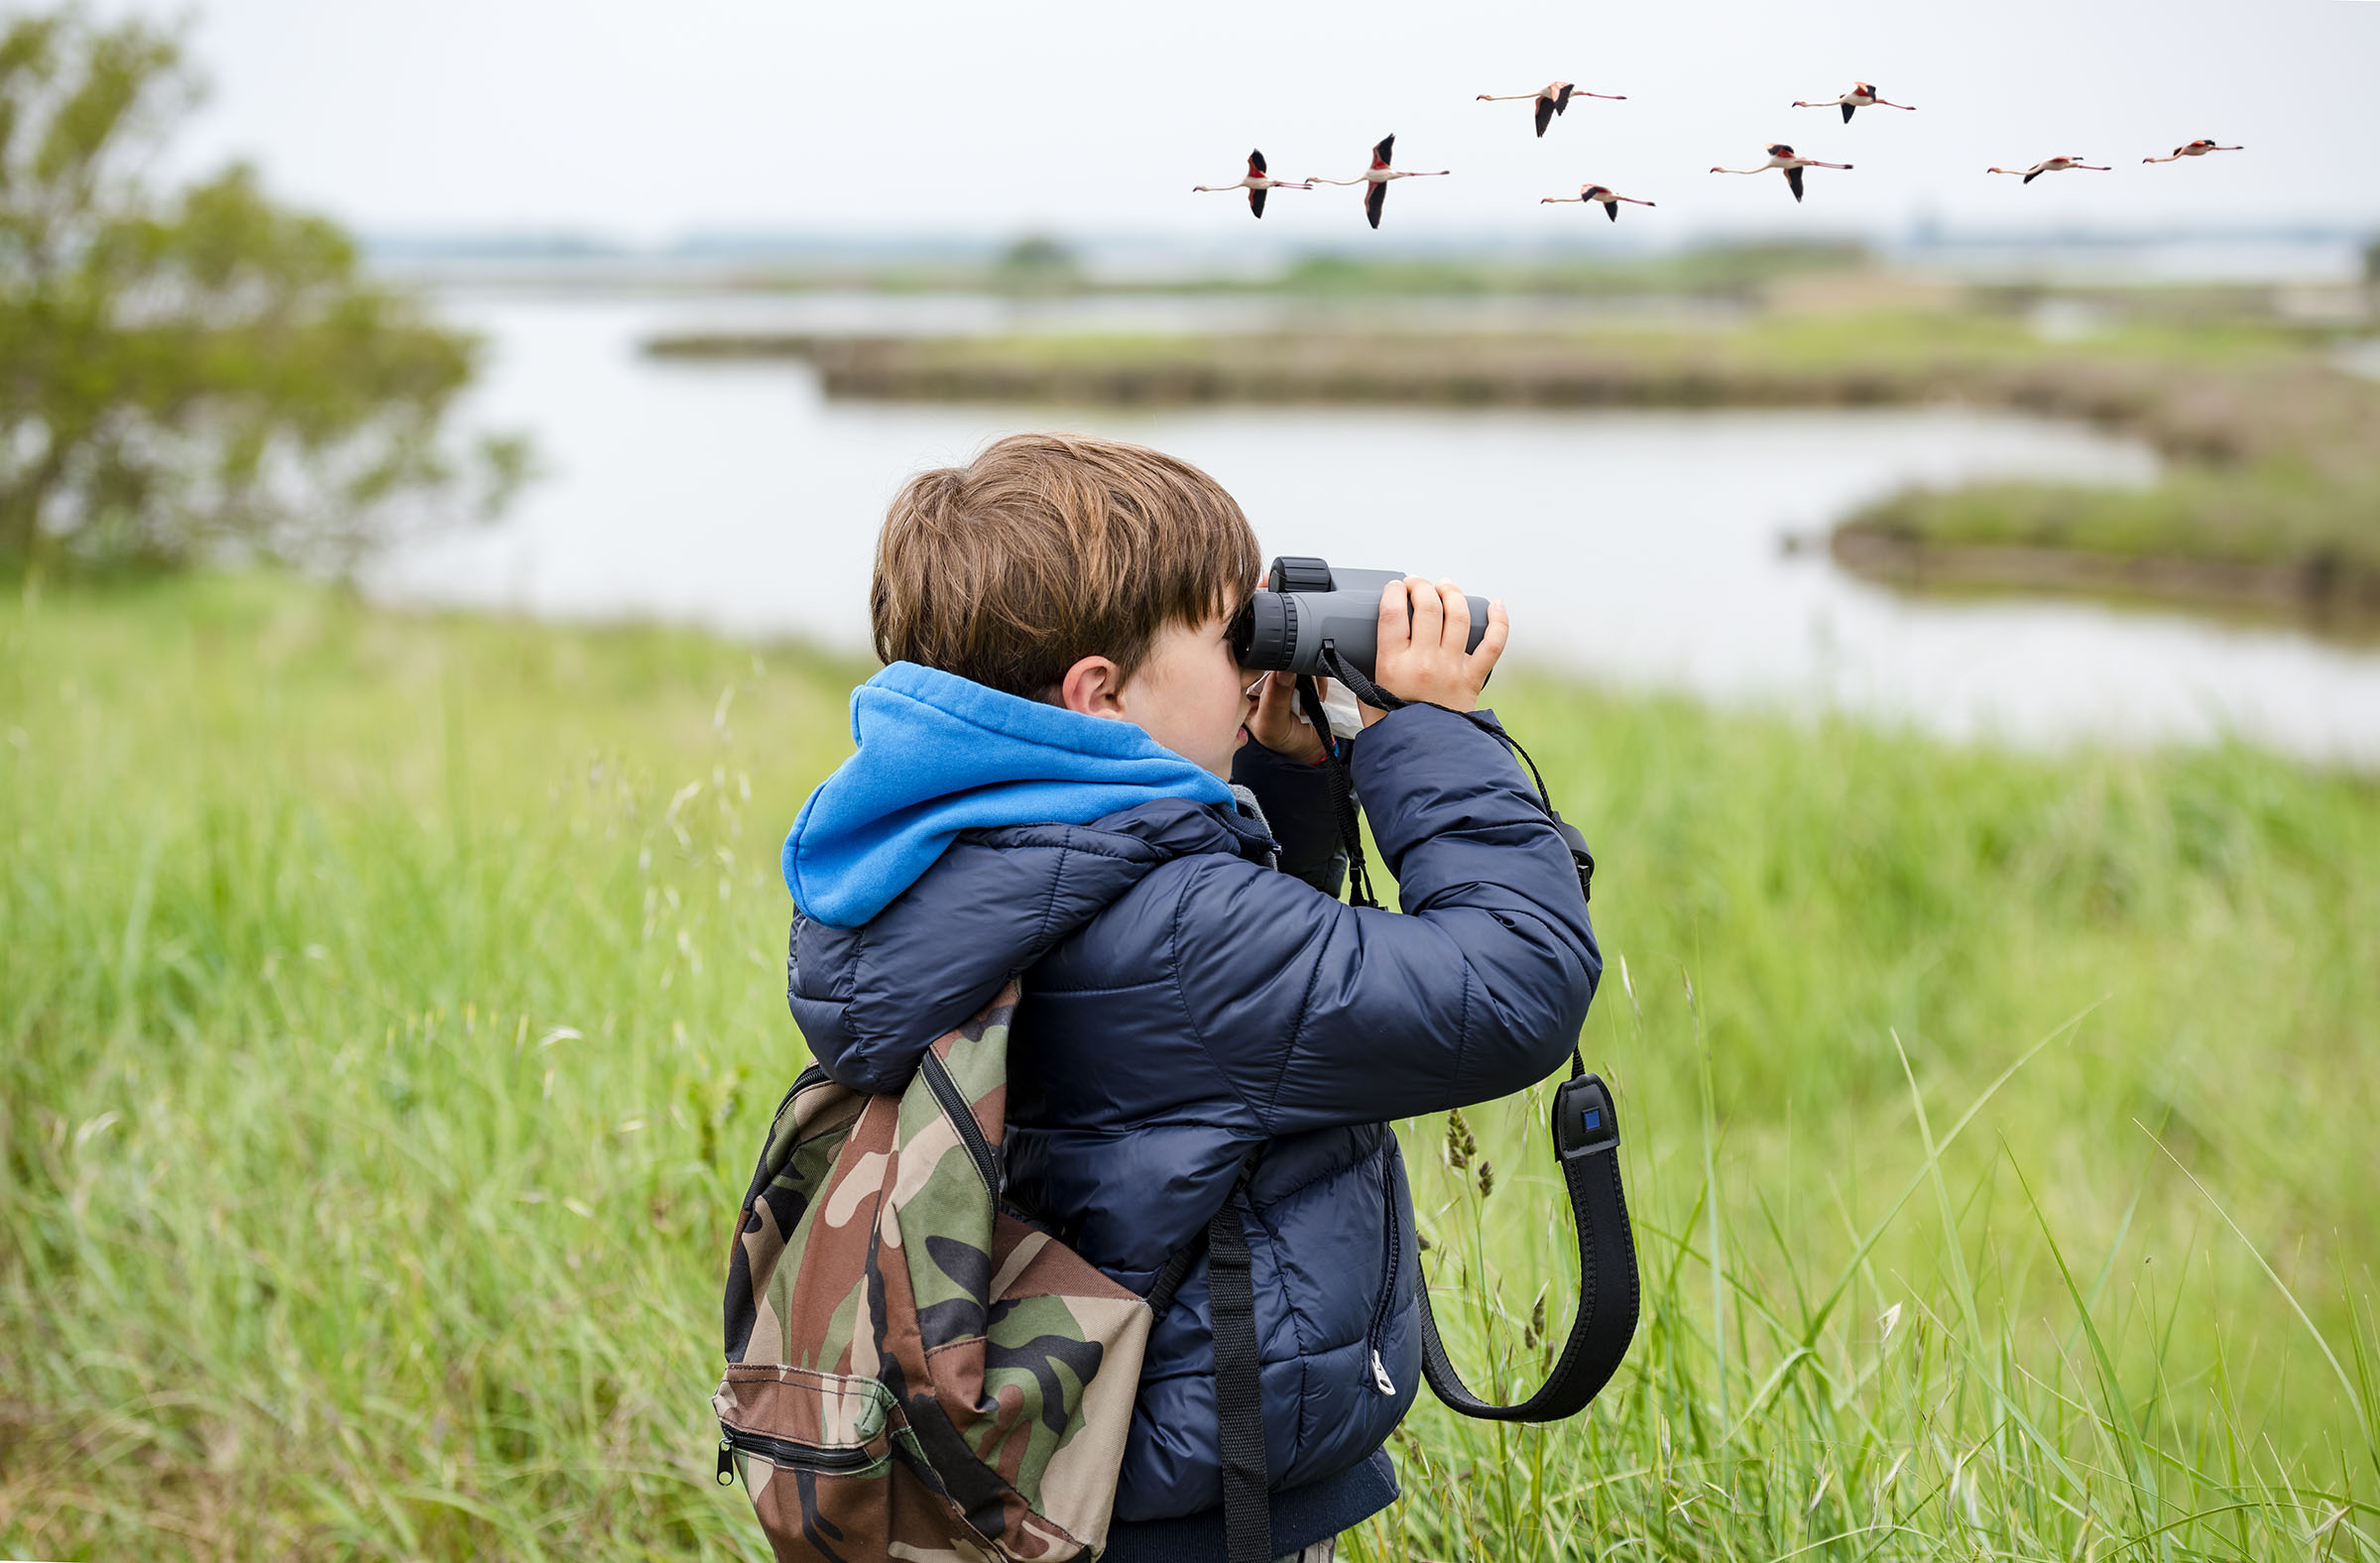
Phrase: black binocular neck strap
[
  {"left": 1296, "top": 659, "right": 1593, "bottom": 907},
  {"left": 1291, "top": 659, "right": 1633, "bottom": 1422},
  {"left": 1292, "top": 671, "right": 1380, "bottom": 908},
  {"left": 1416, "top": 1060, "right": 1641, "bottom": 1421}
]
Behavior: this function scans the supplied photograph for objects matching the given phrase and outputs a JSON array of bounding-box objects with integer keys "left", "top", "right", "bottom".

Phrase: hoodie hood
[
  {"left": 789, "top": 798, "right": 1275, "bottom": 1095},
  {"left": 782, "top": 661, "right": 1237, "bottom": 928}
]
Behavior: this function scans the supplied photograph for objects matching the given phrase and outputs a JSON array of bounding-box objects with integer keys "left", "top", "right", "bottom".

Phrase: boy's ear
[{"left": 1058, "top": 655, "right": 1129, "bottom": 718}]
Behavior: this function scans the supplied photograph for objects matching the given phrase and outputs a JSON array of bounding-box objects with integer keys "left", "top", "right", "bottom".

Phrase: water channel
[{"left": 370, "top": 293, "right": 2380, "bottom": 765}]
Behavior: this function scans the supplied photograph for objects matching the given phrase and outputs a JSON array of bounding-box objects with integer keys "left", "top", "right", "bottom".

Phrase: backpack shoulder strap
[
  {"left": 1142, "top": 1150, "right": 1272, "bottom": 1563},
  {"left": 1207, "top": 1179, "right": 1269, "bottom": 1563},
  {"left": 1143, "top": 1149, "right": 1262, "bottom": 1319}
]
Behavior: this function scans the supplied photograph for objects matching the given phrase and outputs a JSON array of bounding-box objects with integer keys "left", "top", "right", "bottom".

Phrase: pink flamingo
[
  {"left": 1192, "top": 150, "right": 1313, "bottom": 218},
  {"left": 2143, "top": 139, "right": 2243, "bottom": 164},
  {"left": 1541, "top": 182, "right": 1656, "bottom": 223},
  {"left": 1306, "top": 135, "right": 1451, "bottom": 229},
  {"left": 1988, "top": 155, "right": 2111, "bottom": 183},
  {"left": 1792, "top": 81, "right": 1916, "bottom": 122},
  {"left": 1709, "top": 144, "right": 1851, "bottom": 203},
  {"left": 1476, "top": 80, "right": 1626, "bottom": 138}
]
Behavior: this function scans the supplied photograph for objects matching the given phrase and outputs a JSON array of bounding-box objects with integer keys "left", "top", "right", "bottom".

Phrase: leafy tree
[{"left": 0, "top": 9, "right": 527, "bottom": 572}]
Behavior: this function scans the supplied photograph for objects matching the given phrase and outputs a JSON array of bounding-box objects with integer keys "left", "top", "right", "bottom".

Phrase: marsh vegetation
[{"left": 6, "top": 577, "right": 2375, "bottom": 1559}]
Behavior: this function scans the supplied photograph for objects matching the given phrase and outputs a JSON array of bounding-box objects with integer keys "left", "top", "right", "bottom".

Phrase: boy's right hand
[{"left": 1363, "top": 577, "right": 1508, "bottom": 726}]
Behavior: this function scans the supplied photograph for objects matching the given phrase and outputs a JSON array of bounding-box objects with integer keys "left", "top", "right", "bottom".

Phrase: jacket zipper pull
[
  {"left": 1369, "top": 1348, "right": 1396, "bottom": 1396},
  {"left": 717, "top": 1437, "right": 738, "bottom": 1486}
]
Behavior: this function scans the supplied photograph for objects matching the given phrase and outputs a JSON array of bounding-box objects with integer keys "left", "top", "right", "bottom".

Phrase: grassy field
[
  {"left": 5, "top": 574, "right": 2379, "bottom": 1561},
  {"left": 652, "top": 305, "right": 2380, "bottom": 621}
]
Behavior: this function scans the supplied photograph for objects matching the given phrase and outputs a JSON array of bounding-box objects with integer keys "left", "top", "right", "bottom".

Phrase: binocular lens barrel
[{"left": 1230, "top": 557, "right": 1490, "bottom": 679}]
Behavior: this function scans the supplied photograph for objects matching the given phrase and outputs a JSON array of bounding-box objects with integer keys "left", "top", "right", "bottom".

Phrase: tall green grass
[{"left": 4, "top": 575, "right": 2376, "bottom": 1560}]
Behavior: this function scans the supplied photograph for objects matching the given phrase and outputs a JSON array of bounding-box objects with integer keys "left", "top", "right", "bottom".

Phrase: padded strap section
[{"left": 1416, "top": 1070, "right": 1638, "bottom": 1420}]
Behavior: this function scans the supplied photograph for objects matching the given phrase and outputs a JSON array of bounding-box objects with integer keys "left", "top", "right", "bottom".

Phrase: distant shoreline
[
  {"left": 1829, "top": 525, "right": 2380, "bottom": 627},
  {"left": 645, "top": 323, "right": 2380, "bottom": 632}
]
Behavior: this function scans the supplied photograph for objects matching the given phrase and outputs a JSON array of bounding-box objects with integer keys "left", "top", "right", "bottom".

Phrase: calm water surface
[{"left": 371, "top": 294, "right": 2380, "bottom": 765}]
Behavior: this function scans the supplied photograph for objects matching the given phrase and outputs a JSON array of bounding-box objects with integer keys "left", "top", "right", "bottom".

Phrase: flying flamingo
[
  {"left": 1542, "top": 182, "right": 1656, "bottom": 223},
  {"left": 1476, "top": 80, "right": 1626, "bottom": 138},
  {"left": 1987, "top": 155, "right": 2111, "bottom": 183},
  {"left": 1709, "top": 144, "right": 1850, "bottom": 203},
  {"left": 1306, "top": 135, "right": 1451, "bottom": 229},
  {"left": 1192, "top": 150, "right": 1312, "bottom": 218},
  {"left": 2143, "top": 139, "right": 2243, "bottom": 163},
  {"left": 1792, "top": 81, "right": 1916, "bottom": 122}
]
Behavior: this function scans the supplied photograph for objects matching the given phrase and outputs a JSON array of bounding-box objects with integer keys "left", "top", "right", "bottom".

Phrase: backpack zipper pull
[
  {"left": 1369, "top": 1348, "right": 1396, "bottom": 1396},
  {"left": 717, "top": 1437, "right": 738, "bottom": 1486}
]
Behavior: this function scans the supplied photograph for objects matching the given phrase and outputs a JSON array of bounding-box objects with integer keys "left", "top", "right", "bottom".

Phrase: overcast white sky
[{"left": 93, "top": 0, "right": 2380, "bottom": 245}]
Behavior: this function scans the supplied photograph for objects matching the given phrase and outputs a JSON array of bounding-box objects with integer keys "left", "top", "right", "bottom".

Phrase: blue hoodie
[{"left": 782, "top": 661, "right": 1236, "bottom": 927}]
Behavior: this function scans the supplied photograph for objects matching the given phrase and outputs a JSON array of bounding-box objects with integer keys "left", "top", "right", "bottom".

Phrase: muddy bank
[
  {"left": 645, "top": 328, "right": 2371, "bottom": 465},
  {"left": 1831, "top": 524, "right": 2380, "bottom": 624}
]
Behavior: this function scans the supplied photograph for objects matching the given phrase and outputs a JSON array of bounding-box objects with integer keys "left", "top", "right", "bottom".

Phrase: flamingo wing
[
  {"left": 1842, "top": 101, "right": 1855, "bottom": 123},
  {"left": 1372, "top": 134, "right": 1395, "bottom": 168},
  {"left": 1250, "top": 184, "right": 1266, "bottom": 219},
  {"left": 1535, "top": 96, "right": 1556, "bottom": 137},
  {"left": 1606, "top": 199, "right": 1619, "bottom": 222},
  {"left": 1785, "top": 164, "right": 1806, "bottom": 201},
  {"left": 1555, "top": 83, "right": 1576, "bottom": 113},
  {"left": 2023, "top": 167, "right": 2040, "bottom": 183},
  {"left": 1249, "top": 149, "right": 1266, "bottom": 178},
  {"left": 1366, "top": 179, "right": 1388, "bottom": 228}
]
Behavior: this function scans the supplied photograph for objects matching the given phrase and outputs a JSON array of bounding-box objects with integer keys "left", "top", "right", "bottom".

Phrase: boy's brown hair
[{"left": 873, "top": 432, "right": 1263, "bottom": 699}]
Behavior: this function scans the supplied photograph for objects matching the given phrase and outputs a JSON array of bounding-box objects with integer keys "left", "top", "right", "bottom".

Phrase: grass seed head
[{"left": 1445, "top": 1107, "right": 1476, "bottom": 1170}]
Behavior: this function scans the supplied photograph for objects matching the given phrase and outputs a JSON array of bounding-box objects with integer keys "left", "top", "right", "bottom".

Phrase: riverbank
[
  {"left": 1831, "top": 489, "right": 2380, "bottom": 621},
  {"left": 5, "top": 575, "right": 2377, "bottom": 1561},
  {"left": 652, "top": 309, "right": 2380, "bottom": 621}
]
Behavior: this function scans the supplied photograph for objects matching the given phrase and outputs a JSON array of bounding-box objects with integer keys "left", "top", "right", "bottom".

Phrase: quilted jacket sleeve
[{"left": 1170, "top": 701, "right": 1600, "bottom": 1135}]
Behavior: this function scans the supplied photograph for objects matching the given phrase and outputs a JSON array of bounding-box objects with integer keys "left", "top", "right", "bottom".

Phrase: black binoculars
[{"left": 1229, "top": 557, "right": 1490, "bottom": 681}]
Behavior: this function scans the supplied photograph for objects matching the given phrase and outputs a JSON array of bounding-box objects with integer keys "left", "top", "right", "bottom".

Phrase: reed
[{"left": 4, "top": 575, "right": 2376, "bottom": 1560}]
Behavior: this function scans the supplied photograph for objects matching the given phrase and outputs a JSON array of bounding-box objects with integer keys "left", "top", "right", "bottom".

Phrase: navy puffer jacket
[{"left": 787, "top": 696, "right": 1599, "bottom": 1543}]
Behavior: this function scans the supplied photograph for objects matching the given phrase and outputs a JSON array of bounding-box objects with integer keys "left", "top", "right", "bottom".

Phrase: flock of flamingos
[{"left": 1193, "top": 78, "right": 2243, "bottom": 228}]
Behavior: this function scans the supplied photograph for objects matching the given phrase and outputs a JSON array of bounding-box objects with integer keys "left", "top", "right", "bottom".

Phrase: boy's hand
[
  {"left": 1242, "top": 670, "right": 1331, "bottom": 763},
  {"left": 1365, "top": 577, "right": 1507, "bottom": 726}
]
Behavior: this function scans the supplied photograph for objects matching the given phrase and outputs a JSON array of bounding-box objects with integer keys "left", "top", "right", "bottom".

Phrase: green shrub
[{"left": 0, "top": 11, "right": 527, "bottom": 573}]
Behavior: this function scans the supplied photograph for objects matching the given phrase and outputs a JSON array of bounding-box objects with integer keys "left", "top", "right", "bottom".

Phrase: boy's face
[{"left": 1057, "top": 610, "right": 1254, "bottom": 780}]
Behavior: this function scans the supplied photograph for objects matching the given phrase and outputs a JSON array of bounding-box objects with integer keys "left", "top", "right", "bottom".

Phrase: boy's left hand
[{"left": 1241, "top": 670, "right": 1330, "bottom": 764}]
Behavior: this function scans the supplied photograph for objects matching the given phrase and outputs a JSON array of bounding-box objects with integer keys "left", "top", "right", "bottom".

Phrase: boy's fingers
[
  {"left": 1406, "top": 573, "right": 1443, "bottom": 646},
  {"left": 1376, "top": 579, "right": 1409, "bottom": 653},
  {"left": 1437, "top": 579, "right": 1470, "bottom": 651},
  {"left": 1472, "top": 598, "right": 1510, "bottom": 670}
]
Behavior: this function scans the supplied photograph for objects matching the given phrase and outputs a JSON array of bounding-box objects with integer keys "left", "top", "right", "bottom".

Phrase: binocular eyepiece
[{"left": 1229, "top": 556, "right": 1490, "bottom": 680}]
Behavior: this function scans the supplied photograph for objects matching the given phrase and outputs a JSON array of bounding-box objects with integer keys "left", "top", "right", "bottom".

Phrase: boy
[{"left": 781, "top": 433, "right": 1599, "bottom": 1561}]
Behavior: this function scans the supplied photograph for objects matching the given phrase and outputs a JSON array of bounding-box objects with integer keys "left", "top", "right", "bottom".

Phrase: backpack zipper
[
  {"left": 920, "top": 1052, "right": 1002, "bottom": 1197},
  {"left": 716, "top": 1423, "right": 882, "bottom": 1486},
  {"left": 1365, "top": 1150, "right": 1401, "bottom": 1396}
]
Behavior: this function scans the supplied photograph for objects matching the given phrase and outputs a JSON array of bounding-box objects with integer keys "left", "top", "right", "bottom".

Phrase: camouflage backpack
[{"left": 713, "top": 982, "right": 1153, "bottom": 1562}]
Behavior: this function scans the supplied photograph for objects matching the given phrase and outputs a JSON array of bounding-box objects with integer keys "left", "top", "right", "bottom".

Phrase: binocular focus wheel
[{"left": 1268, "top": 556, "right": 1336, "bottom": 595}]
